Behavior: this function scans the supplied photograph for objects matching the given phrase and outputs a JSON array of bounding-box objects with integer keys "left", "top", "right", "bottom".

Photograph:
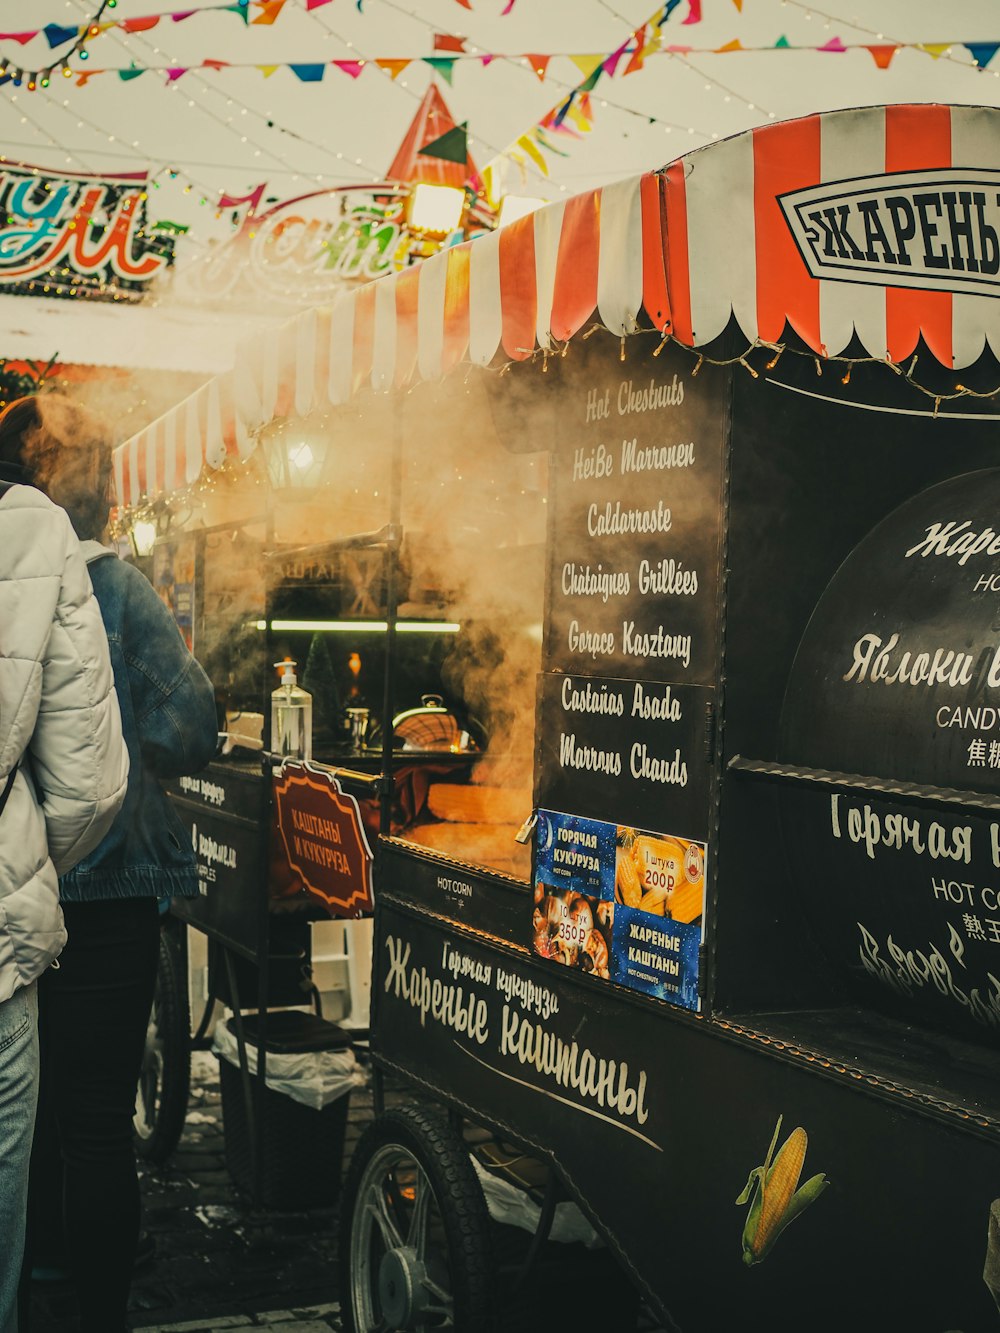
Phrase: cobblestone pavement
[{"left": 27, "top": 1049, "right": 668, "bottom": 1333}]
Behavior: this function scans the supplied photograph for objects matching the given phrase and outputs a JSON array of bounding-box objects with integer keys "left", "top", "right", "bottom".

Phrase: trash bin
[{"left": 215, "top": 1009, "right": 362, "bottom": 1209}]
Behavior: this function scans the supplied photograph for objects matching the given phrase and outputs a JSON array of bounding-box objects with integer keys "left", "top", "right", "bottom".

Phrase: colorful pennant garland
[
  {"left": 3, "top": 0, "right": 1000, "bottom": 95},
  {"left": 7, "top": 34, "right": 1000, "bottom": 93},
  {"left": 0, "top": 0, "right": 517, "bottom": 66}
]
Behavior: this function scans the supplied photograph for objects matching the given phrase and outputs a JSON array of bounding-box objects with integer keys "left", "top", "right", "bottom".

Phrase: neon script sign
[
  {"left": 0, "top": 164, "right": 172, "bottom": 298},
  {"left": 177, "top": 183, "right": 414, "bottom": 308}
]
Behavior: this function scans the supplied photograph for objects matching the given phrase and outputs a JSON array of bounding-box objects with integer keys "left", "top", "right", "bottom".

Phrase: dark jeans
[{"left": 20, "top": 897, "right": 160, "bottom": 1333}]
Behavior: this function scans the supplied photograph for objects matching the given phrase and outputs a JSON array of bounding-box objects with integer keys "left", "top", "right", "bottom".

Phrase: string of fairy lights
[
  {"left": 67, "top": 0, "right": 348, "bottom": 190},
  {"left": 0, "top": 0, "right": 118, "bottom": 90},
  {"left": 111, "top": 317, "right": 1000, "bottom": 535}
]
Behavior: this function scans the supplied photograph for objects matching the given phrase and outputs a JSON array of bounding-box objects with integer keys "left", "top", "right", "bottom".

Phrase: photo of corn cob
[
  {"left": 615, "top": 826, "right": 706, "bottom": 923},
  {"left": 615, "top": 844, "right": 643, "bottom": 908},
  {"left": 735, "top": 1115, "right": 828, "bottom": 1266}
]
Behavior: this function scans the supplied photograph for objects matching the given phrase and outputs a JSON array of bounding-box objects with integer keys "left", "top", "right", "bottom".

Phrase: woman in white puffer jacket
[{"left": 0, "top": 479, "right": 128, "bottom": 1333}]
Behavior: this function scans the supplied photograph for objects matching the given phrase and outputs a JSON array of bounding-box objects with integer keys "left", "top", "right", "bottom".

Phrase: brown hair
[{"left": 0, "top": 394, "right": 113, "bottom": 540}]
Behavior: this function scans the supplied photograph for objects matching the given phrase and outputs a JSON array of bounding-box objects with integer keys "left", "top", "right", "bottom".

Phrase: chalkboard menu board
[
  {"left": 543, "top": 340, "right": 728, "bottom": 685},
  {"left": 535, "top": 672, "right": 713, "bottom": 838},
  {"left": 530, "top": 338, "right": 730, "bottom": 1011}
]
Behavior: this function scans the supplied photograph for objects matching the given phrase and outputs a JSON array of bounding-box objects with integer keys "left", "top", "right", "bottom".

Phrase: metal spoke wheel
[
  {"left": 339, "top": 1105, "right": 496, "bottom": 1332},
  {"left": 134, "top": 922, "right": 191, "bottom": 1164}
]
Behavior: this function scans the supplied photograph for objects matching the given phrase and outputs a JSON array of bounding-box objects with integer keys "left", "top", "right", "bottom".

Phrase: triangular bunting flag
[
  {"left": 819, "top": 37, "right": 847, "bottom": 52},
  {"left": 290, "top": 62, "right": 325, "bottom": 80},
  {"left": 122, "top": 15, "right": 160, "bottom": 31},
  {"left": 76, "top": 70, "right": 98, "bottom": 85},
  {"left": 866, "top": 44, "right": 898, "bottom": 69},
  {"left": 306, "top": 0, "right": 333, "bottom": 8},
  {"left": 166, "top": 67, "right": 188, "bottom": 81},
  {"left": 480, "top": 54, "right": 495, "bottom": 66},
  {"left": 918, "top": 43, "right": 950, "bottom": 58},
  {"left": 535, "top": 128, "right": 570, "bottom": 158},
  {"left": 774, "top": 35, "right": 790, "bottom": 48},
  {"left": 714, "top": 38, "right": 743, "bottom": 52},
  {"left": 566, "top": 101, "right": 592, "bottom": 133},
  {"left": 434, "top": 33, "right": 466, "bottom": 52},
  {"left": 579, "top": 64, "right": 603, "bottom": 92},
  {"left": 172, "top": 10, "right": 198, "bottom": 19},
  {"left": 603, "top": 41, "right": 630, "bottom": 77},
  {"left": 569, "top": 54, "right": 603, "bottom": 81},
  {"left": 453, "top": 0, "right": 473, "bottom": 8},
  {"left": 202, "top": 59, "right": 230, "bottom": 70},
  {"left": 257, "top": 64, "right": 280, "bottom": 77},
  {"left": 43, "top": 23, "right": 79, "bottom": 49},
  {"left": 624, "top": 26, "right": 647, "bottom": 74},
  {"left": 225, "top": 4, "right": 249, "bottom": 22},
  {"left": 965, "top": 42, "right": 1000, "bottom": 69},
  {"left": 423, "top": 56, "right": 456, "bottom": 84},
  {"left": 119, "top": 65, "right": 145, "bottom": 81},
  {"left": 654, "top": 0, "right": 684, "bottom": 27},
  {"left": 252, "top": 0, "right": 288, "bottom": 24},
  {"left": 333, "top": 59, "right": 365, "bottom": 77},
  {"left": 1, "top": 32, "right": 38, "bottom": 46},
  {"left": 682, "top": 0, "right": 702, "bottom": 24},
  {"left": 376, "top": 59, "right": 410, "bottom": 79},
  {"left": 731, "top": 0, "right": 743, "bottom": 8},
  {"left": 418, "top": 122, "right": 468, "bottom": 164},
  {"left": 516, "top": 134, "right": 549, "bottom": 174},
  {"left": 553, "top": 93, "right": 575, "bottom": 128},
  {"left": 501, "top": 0, "right": 516, "bottom": 11},
  {"left": 525, "top": 53, "right": 550, "bottom": 81}
]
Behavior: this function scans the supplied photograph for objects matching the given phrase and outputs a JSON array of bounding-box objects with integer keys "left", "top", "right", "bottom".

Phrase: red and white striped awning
[{"left": 114, "top": 103, "right": 1000, "bottom": 509}]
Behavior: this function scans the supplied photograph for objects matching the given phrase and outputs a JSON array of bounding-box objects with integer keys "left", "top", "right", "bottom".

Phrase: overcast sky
[{"left": 3, "top": 0, "right": 1000, "bottom": 242}]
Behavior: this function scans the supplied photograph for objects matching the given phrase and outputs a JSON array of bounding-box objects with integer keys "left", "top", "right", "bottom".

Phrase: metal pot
[{"left": 392, "top": 695, "right": 475, "bottom": 753}]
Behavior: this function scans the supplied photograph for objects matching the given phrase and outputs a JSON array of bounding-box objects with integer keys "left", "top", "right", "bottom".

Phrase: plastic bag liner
[
  {"left": 213, "top": 1016, "right": 367, "bottom": 1112},
  {"left": 470, "top": 1156, "right": 601, "bottom": 1248}
]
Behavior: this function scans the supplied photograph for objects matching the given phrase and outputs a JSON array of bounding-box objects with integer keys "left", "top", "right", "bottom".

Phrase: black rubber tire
[
  {"left": 339, "top": 1104, "right": 496, "bottom": 1332},
  {"left": 133, "top": 924, "right": 191, "bottom": 1164}
]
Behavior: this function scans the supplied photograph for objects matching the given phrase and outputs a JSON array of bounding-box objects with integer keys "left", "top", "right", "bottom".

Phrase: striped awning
[{"left": 114, "top": 103, "right": 1000, "bottom": 509}]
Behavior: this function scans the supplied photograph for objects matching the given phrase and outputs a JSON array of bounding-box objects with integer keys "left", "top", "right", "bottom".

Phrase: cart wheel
[
  {"left": 133, "top": 924, "right": 191, "bottom": 1164},
  {"left": 340, "top": 1105, "right": 495, "bottom": 1332}
]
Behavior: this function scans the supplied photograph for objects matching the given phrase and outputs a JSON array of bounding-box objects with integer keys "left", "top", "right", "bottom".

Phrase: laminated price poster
[{"left": 532, "top": 808, "right": 707, "bottom": 1012}]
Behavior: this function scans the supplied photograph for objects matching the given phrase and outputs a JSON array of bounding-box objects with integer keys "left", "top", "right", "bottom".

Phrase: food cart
[{"left": 118, "top": 103, "right": 1000, "bottom": 1330}]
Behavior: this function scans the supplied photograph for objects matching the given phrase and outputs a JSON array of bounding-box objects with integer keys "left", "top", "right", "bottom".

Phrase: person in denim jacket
[{"left": 4, "top": 396, "right": 218, "bottom": 1333}]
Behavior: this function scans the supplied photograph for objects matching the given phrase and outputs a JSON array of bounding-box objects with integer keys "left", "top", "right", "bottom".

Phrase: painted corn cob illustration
[{"left": 735, "top": 1115, "right": 828, "bottom": 1266}]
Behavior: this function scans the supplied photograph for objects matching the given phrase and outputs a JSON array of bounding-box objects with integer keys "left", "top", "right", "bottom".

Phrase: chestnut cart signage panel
[
  {"left": 779, "top": 783, "right": 1000, "bottom": 1039},
  {"left": 372, "top": 894, "right": 1000, "bottom": 1333},
  {"left": 380, "top": 839, "right": 526, "bottom": 940},
  {"left": 544, "top": 342, "right": 728, "bottom": 687},
  {"left": 271, "top": 761, "right": 374, "bottom": 917},
  {"left": 535, "top": 671, "right": 714, "bottom": 837},
  {"left": 165, "top": 762, "right": 267, "bottom": 960},
  {"left": 533, "top": 340, "right": 720, "bottom": 1014}
]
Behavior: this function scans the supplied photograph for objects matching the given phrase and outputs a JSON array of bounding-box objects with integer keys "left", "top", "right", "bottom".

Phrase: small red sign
[{"left": 272, "top": 762, "right": 374, "bottom": 917}]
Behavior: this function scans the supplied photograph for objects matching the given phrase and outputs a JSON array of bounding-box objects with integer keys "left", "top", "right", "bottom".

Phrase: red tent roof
[{"left": 385, "top": 85, "right": 478, "bottom": 188}]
